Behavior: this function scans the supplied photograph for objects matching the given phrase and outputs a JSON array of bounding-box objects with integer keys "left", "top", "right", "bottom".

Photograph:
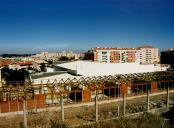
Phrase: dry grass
[
  {"left": 0, "top": 93, "right": 174, "bottom": 128},
  {"left": 76, "top": 113, "right": 168, "bottom": 128}
]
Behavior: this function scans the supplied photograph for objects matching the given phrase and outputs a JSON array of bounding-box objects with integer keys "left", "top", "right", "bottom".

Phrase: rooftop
[
  {"left": 57, "top": 61, "right": 162, "bottom": 77},
  {"left": 32, "top": 71, "right": 174, "bottom": 85},
  {"left": 93, "top": 47, "right": 138, "bottom": 51},
  {"left": 138, "top": 45, "right": 155, "bottom": 49},
  {"left": 161, "top": 48, "right": 174, "bottom": 52}
]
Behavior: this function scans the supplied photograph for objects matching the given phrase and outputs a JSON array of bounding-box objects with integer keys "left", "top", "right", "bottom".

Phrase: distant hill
[{"left": 0, "top": 54, "right": 35, "bottom": 58}]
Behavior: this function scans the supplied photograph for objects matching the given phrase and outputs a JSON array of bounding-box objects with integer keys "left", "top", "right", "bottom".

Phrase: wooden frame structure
[{"left": 0, "top": 71, "right": 174, "bottom": 113}]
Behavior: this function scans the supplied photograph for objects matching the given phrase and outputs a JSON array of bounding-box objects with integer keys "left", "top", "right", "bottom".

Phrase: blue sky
[{"left": 0, "top": 0, "right": 174, "bottom": 53}]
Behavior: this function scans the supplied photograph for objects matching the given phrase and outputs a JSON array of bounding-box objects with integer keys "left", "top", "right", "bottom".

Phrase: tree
[
  {"left": 40, "top": 63, "right": 46, "bottom": 72},
  {"left": 1, "top": 67, "right": 30, "bottom": 85},
  {"left": 59, "top": 56, "right": 69, "bottom": 61},
  {"left": 47, "top": 60, "right": 53, "bottom": 65}
]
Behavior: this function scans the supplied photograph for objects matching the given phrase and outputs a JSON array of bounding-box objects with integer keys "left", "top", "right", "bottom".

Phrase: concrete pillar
[
  {"left": 60, "top": 95, "right": 64, "bottom": 122},
  {"left": 123, "top": 93, "right": 126, "bottom": 115},
  {"left": 0, "top": 68, "right": 2, "bottom": 87},
  {"left": 51, "top": 90, "right": 54, "bottom": 105},
  {"left": 117, "top": 105, "right": 120, "bottom": 116},
  {"left": 167, "top": 85, "right": 169, "bottom": 107},
  {"left": 118, "top": 85, "right": 120, "bottom": 97},
  {"left": 95, "top": 91, "right": 98, "bottom": 122},
  {"left": 17, "top": 93, "right": 19, "bottom": 113},
  {"left": 81, "top": 90, "right": 83, "bottom": 103},
  {"left": 34, "top": 92, "right": 37, "bottom": 112},
  {"left": 147, "top": 90, "right": 150, "bottom": 111},
  {"left": 74, "top": 91, "right": 76, "bottom": 103},
  {"left": 23, "top": 98, "right": 27, "bottom": 128},
  {"left": 8, "top": 95, "right": 10, "bottom": 112}
]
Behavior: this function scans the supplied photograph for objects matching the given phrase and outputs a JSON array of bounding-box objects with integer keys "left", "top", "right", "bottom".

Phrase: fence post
[
  {"left": 51, "top": 90, "right": 54, "bottom": 106},
  {"left": 33, "top": 91, "right": 37, "bottom": 112},
  {"left": 95, "top": 90, "right": 98, "bottom": 122},
  {"left": 123, "top": 93, "right": 126, "bottom": 116},
  {"left": 109, "top": 87, "right": 110, "bottom": 99},
  {"left": 0, "top": 68, "right": 2, "bottom": 87},
  {"left": 117, "top": 105, "right": 120, "bottom": 116},
  {"left": 23, "top": 89, "right": 27, "bottom": 128},
  {"left": 75, "top": 91, "right": 76, "bottom": 103},
  {"left": 17, "top": 93, "right": 19, "bottom": 113},
  {"left": 167, "top": 84, "right": 169, "bottom": 107},
  {"left": 8, "top": 93, "right": 10, "bottom": 112},
  {"left": 60, "top": 95, "right": 64, "bottom": 122},
  {"left": 147, "top": 90, "right": 150, "bottom": 111}
]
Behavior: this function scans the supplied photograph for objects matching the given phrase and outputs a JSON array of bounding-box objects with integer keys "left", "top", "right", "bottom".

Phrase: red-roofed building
[
  {"left": 16, "top": 61, "right": 33, "bottom": 66},
  {"left": 85, "top": 46, "right": 159, "bottom": 64},
  {"left": 8, "top": 61, "right": 33, "bottom": 70},
  {"left": 85, "top": 47, "right": 141, "bottom": 63},
  {"left": 0, "top": 60, "right": 13, "bottom": 67}
]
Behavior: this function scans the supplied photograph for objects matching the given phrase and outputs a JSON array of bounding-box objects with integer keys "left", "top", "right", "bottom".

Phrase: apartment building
[
  {"left": 85, "top": 47, "right": 141, "bottom": 63},
  {"left": 33, "top": 51, "right": 75, "bottom": 60},
  {"left": 85, "top": 46, "right": 159, "bottom": 64},
  {"left": 138, "top": 46, "right": 159, "bottom": 64},
  {"left": 161, "top": 48, "right": 174, "bottom": 68}
]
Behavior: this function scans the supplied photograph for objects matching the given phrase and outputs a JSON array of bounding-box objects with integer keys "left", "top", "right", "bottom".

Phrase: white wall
[
  {"left": 57, "top": 61, "right": 157, "bottom": 77},
  {"left": 33, "top": 61, "right": 167, "bottom": 85},
  {"left": 46, "top": 67, "right": 54, "bottom": 72}
]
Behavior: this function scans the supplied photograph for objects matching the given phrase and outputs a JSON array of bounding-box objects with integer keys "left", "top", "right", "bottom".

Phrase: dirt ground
[{"left": 0, "top": 92, "right": 174, "bottom": 128}]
